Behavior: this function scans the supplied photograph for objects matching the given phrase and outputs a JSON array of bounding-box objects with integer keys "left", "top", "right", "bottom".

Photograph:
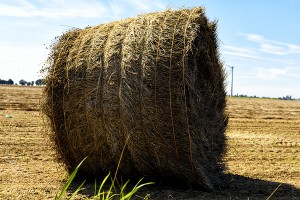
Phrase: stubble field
[{"left": 0, "top": 85, "right": 299, "bottom": 199}]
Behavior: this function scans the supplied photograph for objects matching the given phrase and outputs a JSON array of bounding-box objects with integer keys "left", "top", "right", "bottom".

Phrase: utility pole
[
  {"left": 226, "top": 65, "right": 234, "bottom": 96},
  {"left": 230, "top": 66, "right": 234, "bottom": 97}
]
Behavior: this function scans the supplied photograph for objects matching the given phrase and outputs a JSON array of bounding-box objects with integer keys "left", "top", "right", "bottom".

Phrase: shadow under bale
[{"left": 42, "top": 7, "right": 228, "bottom": 190}]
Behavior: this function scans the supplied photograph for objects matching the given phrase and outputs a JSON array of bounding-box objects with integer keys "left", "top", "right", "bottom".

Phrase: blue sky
[{"left": 0, "top": 0, "right": 299, "bottom": 98}]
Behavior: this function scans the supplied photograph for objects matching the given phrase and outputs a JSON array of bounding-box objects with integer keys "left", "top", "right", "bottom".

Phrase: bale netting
[{"left": 42, "top": 7, "right": 228, "bottom": 190}]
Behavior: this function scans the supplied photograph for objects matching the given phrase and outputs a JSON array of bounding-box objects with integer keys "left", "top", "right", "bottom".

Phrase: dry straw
[{"left": 42, "top": 7, "right": 228, "bottom": 190}]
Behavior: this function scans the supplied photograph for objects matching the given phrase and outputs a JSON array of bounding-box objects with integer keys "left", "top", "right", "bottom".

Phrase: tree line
[
  {"left": 0, "top": 79, "right": 14, "bottom": 85},
  {"left": 234, "top": 93, "right": 296, "bottom": 100},
  {"left": 0, "top": 78, "right": 45, "bottom": 86}
]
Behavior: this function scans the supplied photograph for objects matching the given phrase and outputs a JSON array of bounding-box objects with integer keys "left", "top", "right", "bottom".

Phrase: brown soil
[{"left": 0, "top": 85, "right": 299, "bottom": 199}]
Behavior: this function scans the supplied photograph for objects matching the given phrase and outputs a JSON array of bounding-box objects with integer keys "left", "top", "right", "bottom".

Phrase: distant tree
[
  {"left": 281, "top": 95, "right": 293, "bottom": 100},
  {"left": 0, "top": 78, "right": 14, "bottom": 85},
  {"left": 19, "top": 79, "right": 27, "bottom": 86},
  {"left": 238, "top": 94, "right": 248, "bottom": 98},
  {"left": 7, "top": 79, "right": 14, "bottom": 85},
  {"left": 35, "top": 79, "right": 45, "bottom": 86}
]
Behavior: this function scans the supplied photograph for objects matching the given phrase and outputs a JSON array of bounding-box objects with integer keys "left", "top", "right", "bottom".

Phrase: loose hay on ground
[{"left": 42, "top": 7, "right": 228, "bottom": 190}]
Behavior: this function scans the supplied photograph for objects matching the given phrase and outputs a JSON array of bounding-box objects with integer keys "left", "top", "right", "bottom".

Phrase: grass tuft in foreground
[{"left": 55, "top": 157, "right": 154, "bottom": 200}]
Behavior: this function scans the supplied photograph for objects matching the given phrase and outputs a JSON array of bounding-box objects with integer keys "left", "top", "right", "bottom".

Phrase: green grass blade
[
  {"left": 120, "top": 180, "right": 154, "bottom": 200},
  {"left": 67, "top": 180, "right": 86, "bottom": 200},
  {"left": 97, "top": 173, "right": 110, "bottom": 196},
  {"left": 54, "top": 172, "right": 68, "bottom": 199},
  {"left": 107, "top": 194, "right": 119, "bottom": 200},
  {"left": 94, "top": 178, "right": 97, "bottom": 197},
  {"left": 120, "top": 180, "right": 130, "bottom": 197},
  {"left": 55, "top": 157, "right": 87, "bottom": 200},
  {"left": 105, "top": 175, "right": 117, "bottom": 199}
]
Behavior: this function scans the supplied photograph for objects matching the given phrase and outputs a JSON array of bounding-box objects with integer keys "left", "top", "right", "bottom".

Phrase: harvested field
[{"left": 0, "top": 85, "right": 299, "bottom": 199}]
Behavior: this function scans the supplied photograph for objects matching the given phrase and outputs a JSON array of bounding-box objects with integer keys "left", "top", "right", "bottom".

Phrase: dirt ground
[{"left": 0, "top": 85, "right": 299, "bottom": 199}]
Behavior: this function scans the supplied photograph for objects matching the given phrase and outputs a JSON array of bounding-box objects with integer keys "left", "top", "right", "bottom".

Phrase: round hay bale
[{"left": 42, "top": 7, "right": 228, "bottom": 190}]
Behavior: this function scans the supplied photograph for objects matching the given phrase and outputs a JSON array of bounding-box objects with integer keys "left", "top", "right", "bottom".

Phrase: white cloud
[
  {"left": 0, "top": 0, "right": 166, "bottom": 19},
  {"left": 260, "top": 43, "right": 287, "bottom": 55},
  {"left": 244, "top": 33, "right": 300, "bottom": 55},
  {"left": 256, "top": 67, "right": 288, "bottom": 80},
  {"left": 246, "top": 34, "right": 264, "bottom": 42},
  {"left": 222, "top": 51, "right": 259, "bottom": 60},
  {"left": 125, "top": 0, "right": 166, "bottom": 12},
  {"left": 222, "top": 45, "right": 259, "bottom": 59},
  {"left": 0, "top": 0, "right": 110, "bottom": 18},
  {"left": 222, "top": 45, "right": 256, "bottom": 55},
  {"left": 107, "top": 0, "right": 166, "bottom": 19},
  {"left": 221, "top": 45, "right": 295, "bottom": 65}
]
